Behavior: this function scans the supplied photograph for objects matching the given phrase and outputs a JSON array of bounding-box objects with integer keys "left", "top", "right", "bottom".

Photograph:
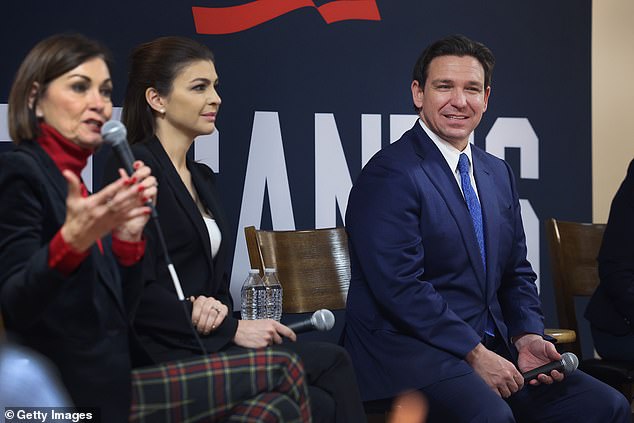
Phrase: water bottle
[
  {"left": 241, "top": 269, "right": 266, "bottom": 320},
  {"left": 263, "top": 268, "right": 283, "bottom": 321}
]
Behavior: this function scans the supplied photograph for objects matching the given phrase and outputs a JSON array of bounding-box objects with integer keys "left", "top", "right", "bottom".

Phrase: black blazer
[
  {"left": 104, "top": 136, "right": 238, "bottom": 362},
  {"left": 586, "top": 159, "right": 634, "bottom": 335},
  {"left": 0, "top": 140, "right": 149, "bottom": 422}
]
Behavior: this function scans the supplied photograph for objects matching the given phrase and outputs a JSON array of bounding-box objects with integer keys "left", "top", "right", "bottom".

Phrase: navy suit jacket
[{"left": 343, "top": 122, "right": 543, "bottom": 401}]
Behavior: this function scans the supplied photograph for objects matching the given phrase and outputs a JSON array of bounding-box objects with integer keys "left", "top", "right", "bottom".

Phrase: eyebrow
[
  {"left": 66, "top": 74, "right": 112, "bottom": 85},
  {"left": 190, "top": 77, "right": 220, "bottom": 85},
  {"left": 431, "top": 78, "right": 483, "bottom": 87}
]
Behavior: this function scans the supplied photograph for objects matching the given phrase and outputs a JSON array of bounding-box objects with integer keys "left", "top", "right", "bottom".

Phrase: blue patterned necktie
[
  {"left": 458, "top": 153, "right": 485, "bottom": 267},
  {"left": 458, "top": 153, "right": 494, "bottom": 337}
]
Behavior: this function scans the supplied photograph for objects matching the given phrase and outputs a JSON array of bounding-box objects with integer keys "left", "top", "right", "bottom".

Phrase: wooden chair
[
  {"left": 244, "top": 226, "right": 350, "bottom": 313},
  {"left": 245, "top": 226, "right": 391, "bottom": 421},
  {"left": 546, "top": 218, "right": 634, "bottom": 401}
]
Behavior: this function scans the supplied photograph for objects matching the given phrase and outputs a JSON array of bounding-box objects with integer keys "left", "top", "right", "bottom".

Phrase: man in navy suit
[{"left": 343, "top": 34, "right": 630, "bottom": 422}]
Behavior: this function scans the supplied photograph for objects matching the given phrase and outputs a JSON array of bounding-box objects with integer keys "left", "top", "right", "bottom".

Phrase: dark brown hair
[
  {"left": 8, "top": 33, "right": 111, "bottom": 143},
  {"left": 122, "top": 36, "right": 215, "bottom": 144}
]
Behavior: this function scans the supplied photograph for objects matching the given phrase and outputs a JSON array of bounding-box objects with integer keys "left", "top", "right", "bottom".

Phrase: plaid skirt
[{"left": 130, "top": 348, "right": 312, "bottom": 422}]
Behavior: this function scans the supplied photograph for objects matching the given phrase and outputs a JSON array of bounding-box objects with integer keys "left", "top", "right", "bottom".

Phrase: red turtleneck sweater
[{"left": 38, "top": 123, "right": 145, "bottom": 275}]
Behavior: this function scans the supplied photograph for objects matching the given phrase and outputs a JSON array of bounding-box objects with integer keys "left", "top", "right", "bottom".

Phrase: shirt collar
[{"left": 418, "top": 118, "right": 473, "bottom": 173}]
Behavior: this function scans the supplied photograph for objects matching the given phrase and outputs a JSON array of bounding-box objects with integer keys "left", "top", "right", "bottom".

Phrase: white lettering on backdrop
[{"left": 0, "top": 105, "right": 541, "bottom": 307}]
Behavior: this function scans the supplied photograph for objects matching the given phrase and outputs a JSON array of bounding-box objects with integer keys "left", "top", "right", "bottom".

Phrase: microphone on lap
[
  {"left": 288, "top": 309, "right": 335, "bottom": 334},
  {"left": 522, "top": 352, "right": 579, "bottom": 382}
]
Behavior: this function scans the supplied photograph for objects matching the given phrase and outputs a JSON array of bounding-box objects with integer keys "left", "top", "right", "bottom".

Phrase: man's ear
[
  {"left": 28, "top": 82, "right": 43, "bottom": 117},
  {"left": 411, "top": 80, "right": 424, "bottom": 109},
  {"left": 482, "top": 85, "right": 491, "bottom": 112},
  {"left": 145, "top": 87, "right": 166, "bottom": 114}
]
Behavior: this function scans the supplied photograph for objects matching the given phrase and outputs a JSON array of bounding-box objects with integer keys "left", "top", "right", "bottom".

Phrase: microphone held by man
[{"left": 522, "top": 352, "right": 579, "bottom": 382}]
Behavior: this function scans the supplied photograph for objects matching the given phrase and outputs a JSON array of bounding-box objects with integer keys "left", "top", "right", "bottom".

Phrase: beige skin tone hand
[
  {"left": 466, "top": 333, "right": 565, "bottom": 398},
  {"left": 60, "top": 160, "right": 157, "bottom": 251},
  {"left": 233, "top": 319, "right": 297, "bottom": 349},
  {"left": 515, "top": 334, "right": 564, "bottom": 386},
  {"left": 466, "top": 343, "right": 525, "bottom": 398},
  {"left": 190, "top": 295, "right": 229, "bottom": 334}
]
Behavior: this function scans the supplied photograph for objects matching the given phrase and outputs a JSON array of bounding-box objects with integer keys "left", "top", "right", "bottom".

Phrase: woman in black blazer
[
  {"left": 0, "top": 34, "right": 157, "bottom": 421},
  {"left": 1, "top": 34, "right": 312, "bottom": 423},
  {"left": 113, "top": 36, "right": 366, "bottom": 423}
]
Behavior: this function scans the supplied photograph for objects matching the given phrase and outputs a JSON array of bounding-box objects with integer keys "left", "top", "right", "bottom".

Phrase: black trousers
[{"left": 275, "top": 341, "right": 367, "bottom": 423}]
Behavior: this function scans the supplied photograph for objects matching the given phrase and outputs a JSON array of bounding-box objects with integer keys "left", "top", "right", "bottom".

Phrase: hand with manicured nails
[{"left": 60, "top": 160, "right": 157, "bottom": 251}]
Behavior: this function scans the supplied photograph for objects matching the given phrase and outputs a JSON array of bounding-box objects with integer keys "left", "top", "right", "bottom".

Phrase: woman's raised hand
[{"left": 60, "top": 160, "right": 157, "bottom": 251}]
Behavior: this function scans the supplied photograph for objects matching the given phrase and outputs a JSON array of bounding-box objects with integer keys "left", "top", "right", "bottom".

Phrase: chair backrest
[
  {"left": 244, "top": 226, "right": 350, "bottom": 313},
  {"left": 546, "top": 218, "right": 606, "bottom": 356}
]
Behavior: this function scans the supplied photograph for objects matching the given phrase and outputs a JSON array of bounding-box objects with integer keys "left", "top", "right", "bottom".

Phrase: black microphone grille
[
  {"left": 101, "top": 120, "right": 127, "bottom": 145},
  {"left": 561, "top": 352, "right": 579, "bottom": 375},
  {"left": 312, "top": 309, "right": 335, "bottom": 331}
]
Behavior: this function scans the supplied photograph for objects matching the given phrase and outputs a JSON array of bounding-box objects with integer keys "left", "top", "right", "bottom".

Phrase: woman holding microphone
[{"left": 111, "top": 36, "right": 366, "bottom": 423}]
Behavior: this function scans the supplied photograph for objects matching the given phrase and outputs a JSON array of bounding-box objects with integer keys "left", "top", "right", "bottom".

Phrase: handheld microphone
[
  {"left": 522, "top": 352, "right": 578, "bottom": 382},
  {"left": 288, "top": 309, "right": 335, "bottom": 334},
  {"left": 101, "top": 120, "right": 158, "bottom": 220},
  {"left": 101, "top": 120, "right": 136, "bottom": 176}
]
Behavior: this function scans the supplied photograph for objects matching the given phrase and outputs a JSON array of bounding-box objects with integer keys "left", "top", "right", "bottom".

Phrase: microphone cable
[
  {"left": 148, "top": 207, "right": 208, "bottom": 356},
  {"left": 102, "top": 120, "right": 208, "bottom": 356}
]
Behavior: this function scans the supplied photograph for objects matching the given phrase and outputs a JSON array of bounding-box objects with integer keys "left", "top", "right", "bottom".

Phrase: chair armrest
[{"left": 544, "top": 328, "right": 577, "bottom": 344}]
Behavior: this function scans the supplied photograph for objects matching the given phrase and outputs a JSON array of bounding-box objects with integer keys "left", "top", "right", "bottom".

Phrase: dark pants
[
  {"left": 421, "top": 335, "right": 630, "bottom": 423},
  {"left": 276, "top": 341, "right": 367, "bottom": 423},
  {"left": 422, "top": 369, "right": 629, "bottom": 422},
  {"left": 591, "top": 325, "right": 634, "bottom": 361}
]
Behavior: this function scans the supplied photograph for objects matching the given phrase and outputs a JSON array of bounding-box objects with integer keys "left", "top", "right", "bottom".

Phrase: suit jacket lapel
[
  {"left": 146, "top": 138, "right": 215, "bottom": 282},
  {"left": 410, "top": 124, "right": 487, "bottom": 290},
  {"left": 19, "top": 141, "right": 68, "bottom": 223},
  {"left": 190, "top": 161, "right": 227, "bottom": 260}
]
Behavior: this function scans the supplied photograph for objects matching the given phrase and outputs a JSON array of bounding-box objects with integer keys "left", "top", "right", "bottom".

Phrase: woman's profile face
[
  {"left": 161, "top": 59, "right": 221, "bottom": 138},
  {"left": 34, "top": 57, "right": 113, "bottom": 148}
]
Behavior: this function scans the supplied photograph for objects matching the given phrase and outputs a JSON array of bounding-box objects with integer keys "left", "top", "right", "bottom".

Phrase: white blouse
[{"left": 202, "top": 216, "right": 222, "bottom": 258}]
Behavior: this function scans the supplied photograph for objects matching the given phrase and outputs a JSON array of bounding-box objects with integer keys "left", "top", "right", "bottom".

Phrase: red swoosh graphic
[{"left": 192, "top": 0, "right": 381, "bottom": 35}]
